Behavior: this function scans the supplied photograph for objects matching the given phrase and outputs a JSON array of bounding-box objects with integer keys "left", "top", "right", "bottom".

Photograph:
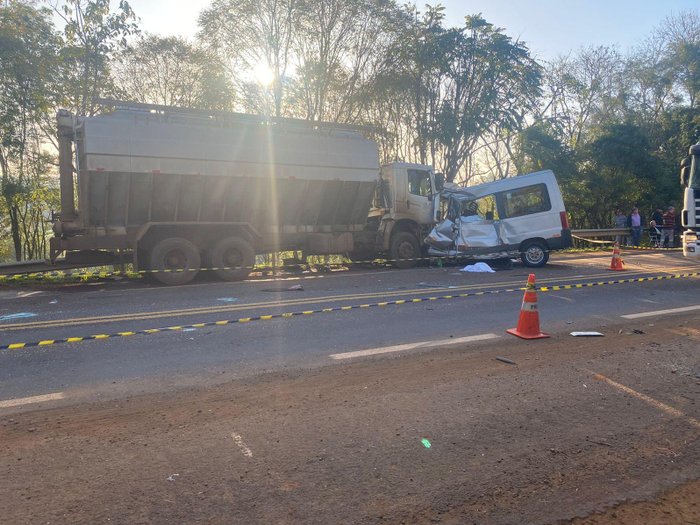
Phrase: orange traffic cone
[
  {"left": 506, "top": 273, "right": 550, "bottom": 340},
  {"left": 609, "top": 242, "right": 626, "bottom": 271}
]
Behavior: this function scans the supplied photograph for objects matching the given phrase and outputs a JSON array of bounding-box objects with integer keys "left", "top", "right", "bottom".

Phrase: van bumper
[{"left": 549, "top": 229, "right": 572, "bottom": 250}]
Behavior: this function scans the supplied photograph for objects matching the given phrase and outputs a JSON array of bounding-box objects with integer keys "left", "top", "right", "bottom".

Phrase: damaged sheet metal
[{"left": 425, "top": 190, "right": 509, "bottom": 259}]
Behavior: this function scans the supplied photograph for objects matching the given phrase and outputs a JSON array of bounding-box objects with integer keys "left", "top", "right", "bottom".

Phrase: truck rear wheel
[
  {"left": 209, "top": 236, "right": 255, "bottom": 281},
  {"left": 390, "top": 232, "right": 420, "bottom": 269},
  {"left": 150, "top": 237, "right": 201, "bottom": 285}
]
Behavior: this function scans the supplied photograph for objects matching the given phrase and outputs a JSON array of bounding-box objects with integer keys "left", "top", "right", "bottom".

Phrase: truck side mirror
[
  {"left": 681, "top": 157, "right": 691, "bottom": 187},
  {"left": 434, "top": 173, "right": 444, "bottom": 192},
  {"left": 681, "top": 166, "right": 690, "bottom": 187}
]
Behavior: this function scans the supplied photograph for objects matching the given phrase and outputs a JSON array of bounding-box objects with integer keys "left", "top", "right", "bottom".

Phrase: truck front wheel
[
  {"left": 150, "top": 237, "right": 201, "bottom": 285},
  {"left": 390, "top": 232, "right": 420, "bottom": 269},
  {"left": 209, "top": 236, "right": 255, "bottom": 281}
]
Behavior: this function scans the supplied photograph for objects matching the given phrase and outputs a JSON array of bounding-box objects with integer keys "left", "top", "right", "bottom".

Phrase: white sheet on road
[{"left": 460, "top": 262, "right": 495, "bottom": 273}]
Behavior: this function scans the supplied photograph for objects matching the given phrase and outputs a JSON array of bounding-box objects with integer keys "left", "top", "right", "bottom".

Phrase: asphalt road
[{"left": 0, "top": 250, "right": 699, "bottom": 405}]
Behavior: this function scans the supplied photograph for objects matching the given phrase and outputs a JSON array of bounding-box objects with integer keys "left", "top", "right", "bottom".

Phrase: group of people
[{"left": 613, "top": 206, "right": 678, "bottom": 247}]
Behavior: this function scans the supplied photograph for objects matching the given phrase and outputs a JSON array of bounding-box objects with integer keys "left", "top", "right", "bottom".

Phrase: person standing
[
  {"left": 628, "top": 207, "right": 644, "bottom": 246},
  {"left": 662, "top": 206, "right": 676, "bottom": 247},
  {"left": 614, "top": 209, "right": 628, "bottom": 245}
]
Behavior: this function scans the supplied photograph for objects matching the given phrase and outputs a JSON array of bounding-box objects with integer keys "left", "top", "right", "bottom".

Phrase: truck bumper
[{"left": 682, "top": 231, "right": 700, "bottom": 256}]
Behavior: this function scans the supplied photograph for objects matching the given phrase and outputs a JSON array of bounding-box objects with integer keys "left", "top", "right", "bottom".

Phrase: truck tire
[
  {"left": 209, "top": 236, "right": 255, "bottom": 281},
  {"left": 390, "top": 232, "right": 420, "bottom": 269},
  {"left": 520, "top": 240, "right": 549, "bottom": 268},
  {"left": 150, "top": 237, "right": 201, "bottom": 285}
]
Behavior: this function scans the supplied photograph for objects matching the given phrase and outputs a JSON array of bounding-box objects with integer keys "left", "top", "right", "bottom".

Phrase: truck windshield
[{"left": 691, "top": 156, "right": 700, "bottom": 189}]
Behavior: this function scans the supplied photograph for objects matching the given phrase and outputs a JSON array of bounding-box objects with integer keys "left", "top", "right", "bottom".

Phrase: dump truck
[
  {"left": 51, "top": 100, "right": 441, "bottom": 284},
  {"left": 680, "top": 142, "right": 700, "bottom": 256}
]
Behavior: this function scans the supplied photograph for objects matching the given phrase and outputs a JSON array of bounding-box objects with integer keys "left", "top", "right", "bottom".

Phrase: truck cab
[
  {"left": 358, "top": 163, "right": 440, "bottom": 267},
  {"left": 680, "top": 144, "right": 700, "bottom": 256}
]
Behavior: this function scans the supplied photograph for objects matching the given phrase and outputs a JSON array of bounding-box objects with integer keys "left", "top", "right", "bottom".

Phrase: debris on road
[
  {"left": 0, "top": 312, "right": 38, "bottom": 322},
  {"left": 217, "top": 297, "right": 238, "bottom": 303},
  {"left": 421, "top": 438, "right": 432, "bottom": 449},
  {"left": 495, "top": 356, "right": 517, "bottom": 365},
  {"left": 166, "top": 474, "right": 179, "bottom": 481},
  {"left": 262, "top": 284, "right": 304, "bottom": 292},
  {"left": 570, "top": 332, "right": 604, "bottom": 337}
]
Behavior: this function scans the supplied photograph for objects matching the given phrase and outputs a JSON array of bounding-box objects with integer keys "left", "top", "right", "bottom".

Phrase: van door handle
[{"left": 406, "top": 200, "right": 410, "bottom": 209}]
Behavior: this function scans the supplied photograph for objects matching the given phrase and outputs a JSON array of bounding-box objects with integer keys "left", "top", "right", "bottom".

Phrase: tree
[
  {"left": 112, "top": 35, "right": 235, "bottom": 110},
  {"left": 0, "top": 2, "right": 61, "bottom": 260},
  {"left": 199, "top": 0, "right": 299, "bottom": 116},
  {"left": 290, "top": 0, "right": 402, "bottom": 123},
  {"left": 376, "top": 12, "right": 542, "bottom": 183},
  {"left": 53, "top": 0, "right": 139, "bottom": 115},
  {"left": 542, "top": 46, "right": 625, "bottom": 150},
  {"left": 657, "top": 10, "right": 700, "bottom": 109}
]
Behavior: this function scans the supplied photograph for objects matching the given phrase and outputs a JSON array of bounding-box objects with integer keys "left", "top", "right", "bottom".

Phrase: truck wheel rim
[
  {"left": 398, "top": 241, "right": 415, "bottom": 259},
  {"left": 223, "top": 249, "right": 243, "bottom": 268},
  {"left": 164, "top": 249, "right": 187, "bottom": 269}
]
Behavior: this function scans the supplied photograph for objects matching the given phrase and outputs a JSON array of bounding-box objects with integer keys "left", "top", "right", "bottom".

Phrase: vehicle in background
[
  {"left": 425, "top": 170, "right": 572, "bottom": 267},
  {"left": 51, "top": 100, "right": 440, "bottom": 284},
  {"left": 680, "top": 143, "right": 700, "bottom": 257}
]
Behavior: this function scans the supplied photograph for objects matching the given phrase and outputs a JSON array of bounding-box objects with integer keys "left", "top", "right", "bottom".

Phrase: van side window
[
  {"left": 407, "top": 169, "right": 432, "bottom": 197},
  {"left": 501, "top": 184, "right": 551, "bottom": 218},
  {"left": 475, "top": 194, "right": 499, "bottom": 220}
]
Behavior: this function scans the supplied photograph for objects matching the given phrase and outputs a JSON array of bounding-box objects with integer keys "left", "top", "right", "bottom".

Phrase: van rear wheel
[
  {"left": 520, "top": 241, "right": 549, "bottom": 267},
  {"left": 150, "top": 237, "right": 201, "bottom": 285}
]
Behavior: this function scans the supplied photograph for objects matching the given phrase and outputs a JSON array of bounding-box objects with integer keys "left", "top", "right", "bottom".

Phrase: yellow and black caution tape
[
  {"left": 2, "top": 271, "right": 698, "bottom": 351},
  {"left": 571, "top": 234, "right": 683, "bottom": 251},
  {"left": 572, "top": 235, "right": 614, "bottom": 245},
  {"left": 618, "top": 244, "right": 683, "bottom": 251},
  {"left": 0, "top": 255, "right": 506, "bottom": 283},
  {"left": 0, "top": 243, "right": 685, "bottom": 284}
]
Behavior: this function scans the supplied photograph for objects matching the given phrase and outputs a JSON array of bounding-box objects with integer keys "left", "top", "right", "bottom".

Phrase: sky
[{"left": 123, "top": 0, "right": 698, "bottom": 61}]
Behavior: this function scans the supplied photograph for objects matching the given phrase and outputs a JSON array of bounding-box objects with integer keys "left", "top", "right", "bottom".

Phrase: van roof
[{"left": 444, "top": 170, "right": 557, "bottom": 200}]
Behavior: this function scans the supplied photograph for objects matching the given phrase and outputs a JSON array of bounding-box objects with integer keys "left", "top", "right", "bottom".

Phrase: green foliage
[
  {"left": 0, "top": 2, "right": 61, "bottom": 261},
  {"left": 56, "top": 0, "right": 139, "bottom": 115}
]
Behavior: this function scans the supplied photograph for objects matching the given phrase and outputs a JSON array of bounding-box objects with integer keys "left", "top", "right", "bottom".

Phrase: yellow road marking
[{"left": 0, "top": 271, "right": 649, "bottom": 331}]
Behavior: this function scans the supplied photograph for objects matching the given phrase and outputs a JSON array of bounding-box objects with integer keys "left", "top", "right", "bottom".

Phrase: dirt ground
[
  {"left": 571, "top": 479, "right": 700, "bottom": 524},
  {"left": 1, "top": 314, "right": 699, "bottom": 524}
]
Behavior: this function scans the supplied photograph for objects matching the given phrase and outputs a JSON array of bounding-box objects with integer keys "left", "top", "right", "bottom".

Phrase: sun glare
[{"left": 252, "top": 62, "right": 275, "bottom": 87}]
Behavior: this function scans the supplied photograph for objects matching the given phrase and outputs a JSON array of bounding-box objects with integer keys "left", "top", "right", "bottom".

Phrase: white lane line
[
  {"left": 330, "top": 333, "right": 500, "bottom": 360},
  {"left": 0, "top": 392, "right": 65, "bottom": 409},
  {"left": 621, "top": 304, "right": 700, "bottom": 319},
  {"left": 231, "top": 432, "right": 253, "bottom": 457},
  {"left": 588, "top": 370, "right": 700, "bottom": 430}
]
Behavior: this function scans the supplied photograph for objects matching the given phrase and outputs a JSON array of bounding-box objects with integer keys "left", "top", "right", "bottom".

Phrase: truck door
[{"left": 405, "top": 168, "right": 435, "bottom": 224}]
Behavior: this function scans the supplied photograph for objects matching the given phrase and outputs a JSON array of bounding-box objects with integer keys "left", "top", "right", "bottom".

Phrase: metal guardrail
[{"left": 571, "top": 228, "right": 631, "bottom": 238}]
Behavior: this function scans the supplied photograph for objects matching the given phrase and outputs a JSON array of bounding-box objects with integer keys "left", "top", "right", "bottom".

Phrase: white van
[{"left": 425, "top": 170, "right": 572, "bottom": 267}]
